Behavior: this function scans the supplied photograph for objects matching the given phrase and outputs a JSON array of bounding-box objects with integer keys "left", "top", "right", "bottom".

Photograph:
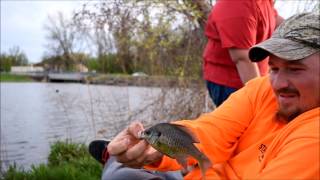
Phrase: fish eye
[{"left": 145, "top": 130, "right": 151, "bottom": 135}]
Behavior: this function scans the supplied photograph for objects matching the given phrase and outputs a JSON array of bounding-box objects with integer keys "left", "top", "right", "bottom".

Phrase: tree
[
  {"left": 73, "top": 0, "right": 214, "bottom": 77},
  {"left": 0, "top": 53, "right": 13, "bottom": 72},
  {"left": 8, "top": 46, "right": 29, "bottom": 66},
  {"left": 0, "top": 46, "right": 29, "bottom": 72},
  {"left": 44, "top": 12, "right": 84, "bottom": 71}
]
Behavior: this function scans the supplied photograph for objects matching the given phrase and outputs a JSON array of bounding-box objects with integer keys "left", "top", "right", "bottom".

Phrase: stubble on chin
[{"left": 275, "top": 107, "right": 301, "bottom": 122}]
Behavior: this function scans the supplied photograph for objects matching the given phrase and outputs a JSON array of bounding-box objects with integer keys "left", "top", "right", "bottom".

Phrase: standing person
[
  {"left": 204, "top": 0, "right": 283, "bottom": 106},
  {"left": 90, "top": 12, "right": 319, "bottom": 180}
]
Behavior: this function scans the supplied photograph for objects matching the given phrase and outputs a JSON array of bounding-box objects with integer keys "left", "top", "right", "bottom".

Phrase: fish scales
[{"left": 157, "top": 124, "right": 191, "bottom": 156}]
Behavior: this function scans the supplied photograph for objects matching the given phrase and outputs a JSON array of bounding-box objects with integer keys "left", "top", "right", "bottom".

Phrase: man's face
[{"left": 269, "top": 53, "right": 320, "bottom": 121}]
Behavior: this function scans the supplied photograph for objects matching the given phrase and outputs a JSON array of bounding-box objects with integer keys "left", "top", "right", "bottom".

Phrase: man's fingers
[
  {"left": 116, "top": 140, "right": 148, "bottom": 163},
  {"left": 119, "top": 145, "right": 163, "bottom": 168},
  {"left": 107, "top": 135, "right": 129, "bottom": 155},
  {"left": 126, "top": 140, "right": 148, "bottom": 160},
  {"left": 128, "top": 121, "right": 144, "bottom": 139},
  {"left": 134, "top": 146, "right": 163, "bottom": 166},
  {"left": 107, "top": 121, "right": 146, "bottom": 165},
  {"left": 108, "top": 121, "right": 144, "bottom": 155}
]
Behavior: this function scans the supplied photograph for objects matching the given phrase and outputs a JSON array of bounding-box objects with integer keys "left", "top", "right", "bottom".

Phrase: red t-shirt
[{"left": 203, "top": 0, "right": 278, "bottom": 88}]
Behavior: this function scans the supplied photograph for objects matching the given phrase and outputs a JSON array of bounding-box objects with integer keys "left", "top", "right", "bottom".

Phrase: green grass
[
  {"left": 0, "top": 73, "right": 33, "bottom": 82},
  {"left": 1, "top": 141, "right": 102, "bottom": 180}
]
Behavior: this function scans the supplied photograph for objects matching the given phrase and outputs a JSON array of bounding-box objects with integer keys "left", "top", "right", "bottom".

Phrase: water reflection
[{"left": 0, "top": 82, "right": 161, "bottom": 170}]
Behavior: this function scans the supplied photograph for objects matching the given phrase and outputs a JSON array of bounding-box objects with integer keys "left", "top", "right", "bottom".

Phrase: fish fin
[
  {"left": 171, "top": 124, "right": 199, "bottom": 143},
  {"left": 176, "top": 156, "right": 188, "bottom": 172},
  {"left": 198, "top": 155, "right": 212, "bottom": 180}
]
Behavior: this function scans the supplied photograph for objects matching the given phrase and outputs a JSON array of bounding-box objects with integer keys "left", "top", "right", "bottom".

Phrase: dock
[
  {"left": 9, "top": 72, "right": 91, "bottom": 83},
  {"left": 47, "top": 73, "right": 86, "bottom": 82}
]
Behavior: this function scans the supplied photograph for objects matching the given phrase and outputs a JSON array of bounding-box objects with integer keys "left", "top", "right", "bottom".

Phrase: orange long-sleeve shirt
[{"left": 146, "top": 76, "right": 320, "bottom": 180}]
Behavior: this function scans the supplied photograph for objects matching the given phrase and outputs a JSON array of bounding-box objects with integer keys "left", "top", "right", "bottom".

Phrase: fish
[{"left": 139, "top": 123, "right": 212, "bottom": 180}]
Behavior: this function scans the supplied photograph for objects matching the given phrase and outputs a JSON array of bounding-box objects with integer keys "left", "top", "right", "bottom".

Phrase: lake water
[{"left": 0, "top": 82, "right": 164, "bottom": 171}]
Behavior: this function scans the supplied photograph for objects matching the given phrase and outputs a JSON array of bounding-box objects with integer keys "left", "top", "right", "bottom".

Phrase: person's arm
[
  {"left": 255, "top": 133, "right": 319, "bottom": 179},
  {"left": 173, "top": 78, "right": 263, "bottom": 164},
  {"left": 228, "top": 48, "right": 260, "bottom": 84}
]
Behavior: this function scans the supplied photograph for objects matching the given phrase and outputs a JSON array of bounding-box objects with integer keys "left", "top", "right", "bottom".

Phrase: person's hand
[{"left": 107, "top": 122, "right": 163, "bottom": 168}]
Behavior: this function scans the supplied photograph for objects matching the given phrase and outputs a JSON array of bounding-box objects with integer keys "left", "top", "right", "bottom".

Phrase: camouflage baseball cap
[{"left": 249, "top": 12, "right": 320, "bottom": 62}]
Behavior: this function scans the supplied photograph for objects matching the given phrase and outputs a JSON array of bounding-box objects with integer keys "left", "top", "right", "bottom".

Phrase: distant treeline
[{"left": 0, "top": 46, "right": 28, "bottom": 72}]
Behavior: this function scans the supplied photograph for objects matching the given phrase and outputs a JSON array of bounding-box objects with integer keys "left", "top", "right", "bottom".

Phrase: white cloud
[
  {"left": 275, "top": 0, "right": 318, "bottom": 19},
  {"left": 1, "top": 1, "right": 85, "bottom": 63}
]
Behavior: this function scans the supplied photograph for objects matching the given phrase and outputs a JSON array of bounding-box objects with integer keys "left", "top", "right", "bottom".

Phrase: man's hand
[{"left": 107, "top": 122, "right": 163, "bottom": 168}]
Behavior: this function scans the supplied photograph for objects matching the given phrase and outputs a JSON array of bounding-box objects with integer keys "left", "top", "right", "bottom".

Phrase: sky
[
  {"left": 0, "top": 0, "right": 317, "bottom": 63},
  {"left": 1, "top": 0, "right": 85, "bottom": 63}
]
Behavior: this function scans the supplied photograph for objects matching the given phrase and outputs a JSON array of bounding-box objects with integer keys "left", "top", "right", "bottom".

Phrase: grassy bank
[
  {"left": 1, "top": 141, "right": 102, "bottom": 180},
  {"left": 0, "top": 73, "right": 34, "bottom": 82}
]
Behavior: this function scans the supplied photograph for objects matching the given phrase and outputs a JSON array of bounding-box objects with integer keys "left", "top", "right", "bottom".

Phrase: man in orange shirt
[{"left": 92, "top": 12, "right": 319, "bottom": 180}]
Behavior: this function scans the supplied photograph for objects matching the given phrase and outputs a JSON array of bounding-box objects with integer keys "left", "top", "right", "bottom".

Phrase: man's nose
[{"left": 271, "top": 71, "right": 289, "bottom": 90}]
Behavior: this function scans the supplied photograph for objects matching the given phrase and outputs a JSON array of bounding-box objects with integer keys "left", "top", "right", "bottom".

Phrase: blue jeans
[
  {"left": 206, "top": 81, "right": 237, "bottom": 107},
  {"left": 102, "top": 156, "right": 183, "bottom": 180}
]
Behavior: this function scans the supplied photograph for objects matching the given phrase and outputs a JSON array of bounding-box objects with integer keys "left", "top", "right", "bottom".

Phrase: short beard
[{"left": 276, "top": 108, "right": 302, "bottom": 122}]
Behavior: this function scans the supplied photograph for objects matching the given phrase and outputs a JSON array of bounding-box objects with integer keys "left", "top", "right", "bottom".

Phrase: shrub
[{"left": 1, "top": 141, "right": 102, "bottom": 180}]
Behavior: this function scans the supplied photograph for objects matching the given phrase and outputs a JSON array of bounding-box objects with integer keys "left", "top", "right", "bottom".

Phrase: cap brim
[{"left": 249, "top": 37, "right": 319, "bottom": 62}]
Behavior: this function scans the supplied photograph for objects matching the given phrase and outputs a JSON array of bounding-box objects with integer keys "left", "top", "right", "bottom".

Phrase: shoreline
[
  {"left": 1, "top": 73, "right": 205, "bottom": 88},
  {"left": 87, "top": 74, "right": 205, "bottom": 88}
]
